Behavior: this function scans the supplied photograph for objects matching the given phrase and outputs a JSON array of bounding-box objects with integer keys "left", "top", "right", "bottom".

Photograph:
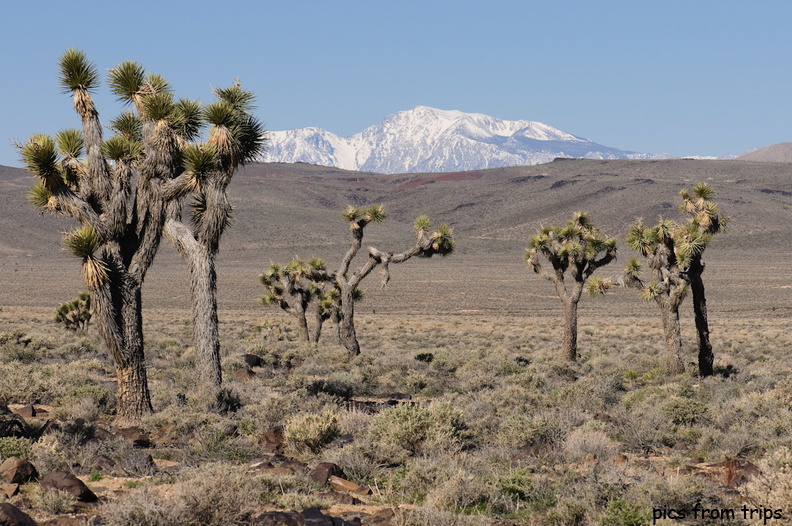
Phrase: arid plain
[{"left": 1, "top": 158, "right": 792, "bottom": 525}]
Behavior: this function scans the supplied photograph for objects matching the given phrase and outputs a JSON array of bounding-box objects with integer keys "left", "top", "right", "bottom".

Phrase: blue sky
[{"left": 2, "top": 1, "right": 791, "bottom": 167}]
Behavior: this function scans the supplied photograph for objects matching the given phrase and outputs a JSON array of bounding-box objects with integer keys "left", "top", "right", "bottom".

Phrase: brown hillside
[
  {"left": 738, "top": 142, "right": 792, "bottom": 162},
  {"left": 1, "top": 160, "right": 791, "bottom": 318}
]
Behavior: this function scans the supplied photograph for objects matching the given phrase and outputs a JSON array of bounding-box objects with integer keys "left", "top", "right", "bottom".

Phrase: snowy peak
[{"left": 264, "top": 106, "right": 649, "bottom": 174}]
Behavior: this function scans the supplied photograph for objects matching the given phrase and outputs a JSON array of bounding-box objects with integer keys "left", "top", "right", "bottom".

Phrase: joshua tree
[
  {"left": 525, "top": 212, "right": 617, "bottom": 361},
  {"left": 624, "top": 219, "right": 699, "bottom": 374},
  {"left": 260, "top": 257, "right": 338, "bottom": 343},
  {"left": 54, "top": 292, "right": 92, "bottom": 331},
  {"left": 679, "top": 183, "right": 728, "bottom": 377},
  {"left": 106, "top": 63, "right": 265, "bottom": 389},
  {"left": 19, "top": 50, "right": 204, "bottom": 420}
]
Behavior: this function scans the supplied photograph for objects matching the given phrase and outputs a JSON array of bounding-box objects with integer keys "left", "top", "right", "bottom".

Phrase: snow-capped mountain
[{"left": 263, "top": 106, "right": 654, "bottom": 174}]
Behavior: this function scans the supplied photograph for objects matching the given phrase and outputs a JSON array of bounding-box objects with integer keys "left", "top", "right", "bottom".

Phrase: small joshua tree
[
  {"left": 624, "top": 219, "right": 698, "bottom": 374},
  {"left": 260, "top": 257, "right": 336, "bottom": 343},
  {"left": 54, "top": 292, "right": 92, "bottom": 331},
  {"left": 679, "top": 183, "right": 728, "bottom": 377},
  {"left": 525, "top": 212, "right": 617, "bottom": 361}
]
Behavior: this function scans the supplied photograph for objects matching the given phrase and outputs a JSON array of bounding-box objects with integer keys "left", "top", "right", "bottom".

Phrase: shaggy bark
[{"left": 689, "top": 257, "right": 713, "bottom": 376}]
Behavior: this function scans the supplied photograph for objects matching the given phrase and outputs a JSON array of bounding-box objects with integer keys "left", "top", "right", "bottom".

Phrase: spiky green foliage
[
  {"left": 204, "top": 101, "right": 238, "bottom": 128},
  {"left": 428, "top": 224, "right": 455, "bottom": 256},
  {"left": 64, "top": 225, "right": 100, "bottom": 259},
  {"left": 102, "top": 135, "right": 142, "bottom": 161},
  {"left": 214, "top": 83, "right": 256, "bottom": 112},
  {"left": 182, "top": 144, "right": 218, "bottom": 190},
  {"left": 55, "top": 129, "right": 84, "bottom": 158},
  {"left": 58, "top": 49, "right": 99, "bottom": 93},
  {"left": 141, "top": 91, "right": 175, "bottom": 121},
  {"left": 107, "top": 61, "right": 145, "bottom": 104},
  {"left": 144, "top": 73, "right": 171, "bottom": 95},
  {"left": 54, "top": 292, "right": 92, "bottom": 331},
  {"left": 585, "top": 276, "right": 614, "bottom": 297},
  {"left": 19, "top": 134, "right": 59, "bottom": 179},
  {"left": 414, "top": 215, "right": 432, "bottom": 237},
  {"left": 110, "top": 112, "right": 143, "bottom": 141},
  {"left": 28, "top": 182, "right": 54, "bottom": 211},
  {"left": 173, "top": 99, "right": 204, "bottom": 141}
]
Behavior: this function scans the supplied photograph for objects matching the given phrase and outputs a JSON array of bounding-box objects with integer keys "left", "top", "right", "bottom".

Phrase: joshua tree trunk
[
  {"left": 165, "top": 219, "right": 222, "bottom": 388},
  {"left": 338, "top": 287, "right": 360, "bottom": 356},
  {"left": 689, "top": 257, "right": 713, "bottom": 377},
  {"left": 89, "top": 272, "right": 153, "bottom": 421},
  {"left": 660, "top": 303, "right": 685, "bottom": 374},
  {"left": 563, "top": 297, "right": 580, "bottom": 362}
]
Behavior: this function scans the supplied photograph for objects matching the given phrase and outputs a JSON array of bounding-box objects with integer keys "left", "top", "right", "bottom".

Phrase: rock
[
  {"left": 317, "top": 491, "right": 362, "bottom": 505},
  {"left": 301, "top": 507, "right": 335, "bottom": 526},
  {"left": 310, "top": 462, "right": 344, "bottom": 485},
  {"left": 91, "top": 455, "right": 116, "bottom": 474},
  {"left": 0, "top": 503, "right": 37, "bottom": 526},
  {"left": 234, "top": 367, "right": 256, "bottom": 382},
  {"left": 0, "top": 483, "right": 19, "bottom": 498},
  {"left": 0, "top": 457, "right": 38, "bottom": 484},
  {"left": 39, "top": 471, "right": 97, "bottom": 503},
  {"left": 11, "top": 406, "right": 35, "bottom": 419},
  {"left": 40, "top": 518, "right": 87, "bottom": 526},
  {"left": 280, "top": 458, "right": 308, "bottom": 475},
  {"left": 92, "top": 426, "right": 115, "bottom": 441},
  {"left": 367, "top": 508, "right": 396, "bottom": 524},
  {"left": 242, "top": 353, "right": 264, "bottom": 368},
  {"left": 251, "top": 510, "right": 302, "bottom": 525},
  {"left": 114, "top": 427, "right": 151, "bottom": 448},
  {"left": 328, "top": 475, "right": 371, "bottom": 495},
  {"left": 261, "top": 427, "right": 285, "bottom": 454}
]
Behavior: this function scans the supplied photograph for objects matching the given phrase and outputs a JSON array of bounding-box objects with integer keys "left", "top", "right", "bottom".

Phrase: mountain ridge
[{"left": 263, "top": 106, "right": 660, "bottom": 173}]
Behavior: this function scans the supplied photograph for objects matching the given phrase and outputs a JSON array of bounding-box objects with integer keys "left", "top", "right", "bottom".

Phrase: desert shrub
[
  {"left": 597, "top": 499, "right": 651, "bottom": 526},
  {"left": 540, "top": 498, "right": 587, "bottom": 526},
  {"left": 368, "top": 402, "right": 469, "bottom": 464},
  {"left": 562, "top": 427, "right": 619, "bottom": 462},
  {"left": 0, "top": 437, "right": 33, "bottom": 459},
  {"left": 169, "top": 463, "right": 259, "bottom": 525},
  {"left": 394, "top": 507, "right": 489, "bottom": 526},
  {"left": 54, "top": 292, "right": 92, "bottom": 331},
  {"left": 32, "top": 487, "right": 77, "bottom": 515},
  {"left": 102, "top": 487, "right": 170, "bottom": 526},
  {"left": 662, "top": 397, "right": 710, "bottom": 426},
  {"left": 323, "top": 442, "right": 380, "bottom": 483},
  {"left": 425, "top": 468, "right": 493, "bottom": 512},
  {"left": 284, "top": 408, "right": 340, "bottom": 454},
  {"left": 741, "top": 447, "right": 792, "bottom": 521},
  {"left": 495, "top": 468, "right": 557, "bottom": 512},
  {"left": 496, "top": 412, "right": 565, "bottom": 451}
]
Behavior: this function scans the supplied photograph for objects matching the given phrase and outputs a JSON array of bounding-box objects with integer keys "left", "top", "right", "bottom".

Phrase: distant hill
[
  {"left": 738, "top": 142, "right": 792, "bottom": 162},
  {"left": 2, "top": 159, "right": 792, "bottom": 314},
  {"left": 263, "top": 106, "right": 660, "bottom": 173}
]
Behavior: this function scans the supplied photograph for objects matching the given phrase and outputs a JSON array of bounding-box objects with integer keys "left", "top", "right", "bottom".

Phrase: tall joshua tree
[
  {"left": 162, "top": 84, "right": 265, "bottom": 389},
  {"left": 679, "top": 183, "right": 728, "bottom": 377},
  {"left": 20, "top": 50, "right": 203, "bottom": 421},
  {"left": 624, "top": 219, "right": 698, "bottom": 374},
  {"left": 525, "top": 212, "right": 617, "bottom": 362},
  {"left": 107, "top": 61, "right": 265, "bottom": 389}
]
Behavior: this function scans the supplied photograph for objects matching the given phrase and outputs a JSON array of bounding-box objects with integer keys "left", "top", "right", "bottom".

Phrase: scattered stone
[
  {"left": 234, "top": 367, "right": 256, "bottom": 382},
  {"left": 261, "top": 427, "right": 285, "bottom": 454},
  {"left": 0, "top": 502, "right": 37, "bottom": 526},
  {"left": 310, "top": 462, "right": 344, "bottom": 485},
  {"left": 0, "top": 483, "right": 19, "bottom": 498},
  {"left": 329, "top": 475, "right": 371, "bottom": 495},
  {"left": 317, "top": 490, "right": 362, "bottom": 506},
  {"left": 92, "top": 426, "right": 115, "bottom": 441},
  {"left": 242, "top": 353, "right": 264, "bottom": 368},
  {"left": 367, "top": 508, "right": 396, "bottom": 524},
  {"left": 11, "top": 406, "right": 35, "bottom": 419},
  {"left": 0, "top": 457, "right": 39, "bottom": 484},
  {"left": 280, "top": 458, "right": 308, "bottom": 475},
  {"left": 114, "top": 427, "right": 151, "bottom": 448},
  {"left": 251, "top": 510, "right": 302, "bottom": 525},
  {"left": 39, "top": 471, "right": 98, "bottom": 503}
]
